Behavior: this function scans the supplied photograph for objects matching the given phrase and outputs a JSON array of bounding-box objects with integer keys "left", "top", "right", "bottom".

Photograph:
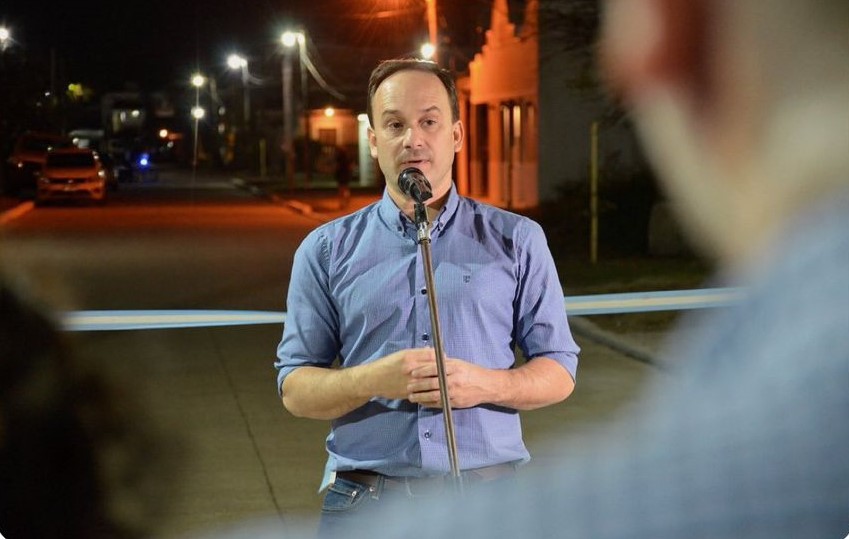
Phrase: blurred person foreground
[{"left": 0, "top": 274, "right": 180, "bottom": 539}]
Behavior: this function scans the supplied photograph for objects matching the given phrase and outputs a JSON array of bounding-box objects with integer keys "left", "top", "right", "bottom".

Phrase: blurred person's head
[
  {"left": 367, "top": 58, "right": 464, "bottom": 208},
  {"left": 599, "top": 0, "right": 849, "bottom": 267},
  {"left": 0, "top": 281, "right": 173, "bottom": 538}
]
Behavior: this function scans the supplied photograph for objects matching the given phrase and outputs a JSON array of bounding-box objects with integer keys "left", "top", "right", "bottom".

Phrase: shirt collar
[
  {"left": 377, "top": 183, "right": 460, "bottom": 233},
  {"left": 431, "top": 184, "right": 459, "bottom": 234}
]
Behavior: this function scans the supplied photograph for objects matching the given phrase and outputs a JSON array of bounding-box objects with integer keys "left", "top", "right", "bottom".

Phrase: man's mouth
[{"left": 401, "top": 159, "right": 427, "bottom": 168}]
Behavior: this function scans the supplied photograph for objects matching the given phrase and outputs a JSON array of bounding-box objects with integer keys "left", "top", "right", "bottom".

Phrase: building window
[
  {"left": 318, "top": 128, "right": 337, "bottom": 146},
  {"left": 474, "top": 104, "right": 489, "bottom": 197}
]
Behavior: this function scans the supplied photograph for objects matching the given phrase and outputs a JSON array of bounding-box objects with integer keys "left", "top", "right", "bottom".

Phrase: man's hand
[
  {"left": 406, "top": 357, "right": 499, "bottom": 409},
  {"left": 368, "top": 349, "right": 495, "bottom": 408},
  {"left": 366, "top": 347, "right": 442, "bottom": 401}
]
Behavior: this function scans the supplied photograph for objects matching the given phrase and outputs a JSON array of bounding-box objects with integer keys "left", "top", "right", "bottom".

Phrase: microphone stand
[{"left": 414, "top": 201, "right": 464, "bottom": 493}]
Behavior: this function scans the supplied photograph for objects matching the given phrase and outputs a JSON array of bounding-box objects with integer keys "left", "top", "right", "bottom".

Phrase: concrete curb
[
  {"left": 568, "top": 316, "right": 663, "bottom": 369},
  {"left": 282, "top": 199, "right": 314, "bottom": 215},
  {"left": 0, "top": 200, "right": 35, "bottom": 225},
  {"left": 231, "top": 177, "right": 317, "bottom": 216}
]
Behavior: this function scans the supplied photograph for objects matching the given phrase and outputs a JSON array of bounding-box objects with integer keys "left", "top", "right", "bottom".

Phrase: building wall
[
  {"left": 459, "top": 0, "right": 540, "bottom": 210},
  {"left": 307, "top": 108, "right": 358, "bottom": 148},
  {"left": 458, "top": 0, "right": 642, "bottom": 210}
]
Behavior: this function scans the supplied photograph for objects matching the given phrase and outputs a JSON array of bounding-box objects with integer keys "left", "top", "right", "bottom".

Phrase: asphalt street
[{"left": 72, "top": 324, "right": 666, "bottom": 538}]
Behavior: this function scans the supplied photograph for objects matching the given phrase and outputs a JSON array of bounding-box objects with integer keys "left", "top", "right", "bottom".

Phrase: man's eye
[{"left": 386, "top": 122, "right": 403, "bottom": 130}]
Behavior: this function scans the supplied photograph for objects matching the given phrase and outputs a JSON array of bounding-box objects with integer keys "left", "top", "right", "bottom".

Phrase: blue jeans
[
  {"left": 316, "top": 475, "right": 386, "bottom": 538},
  {"left": 315, "top": 472, "right": 517, "bottom": 538}
]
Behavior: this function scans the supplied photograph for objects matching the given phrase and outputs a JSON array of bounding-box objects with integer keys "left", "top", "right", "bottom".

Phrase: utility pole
[
  {"left": 426, "top": 0, "right": 437, "bottom": 45},
  {"left": 282, "top": 48, "right": 295, "bottom": 189},
  {"left": 299, "top": 44, "right": 311, "bottom": 185}
]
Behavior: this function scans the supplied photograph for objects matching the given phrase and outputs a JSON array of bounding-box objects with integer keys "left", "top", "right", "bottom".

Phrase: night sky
[{"left": 2, "top": 1, "right": 510, "bottom": 95}]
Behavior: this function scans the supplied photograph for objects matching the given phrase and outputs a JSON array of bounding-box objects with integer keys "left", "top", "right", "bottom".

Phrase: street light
[
  {"left": 0, "top": 26, "right": 10, "bottom": 48},
  {"left": 281, "top": 31, "right": 311, "bottom": 185},
  {"left": 281, "top": 30, "right": 303, "bottom": 49},
  {"left": 420, "top": 42, "right": 436, "bottom": 60},
  {"left": 191, "top": 73, "right": 206, "bottom": 89},
  {"left": 0, "top": 26, "right": 9, "bottom": 74}
]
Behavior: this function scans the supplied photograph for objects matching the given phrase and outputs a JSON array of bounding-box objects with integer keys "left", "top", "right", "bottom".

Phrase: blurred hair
[
  {"left": 735, "top": 0, "right": 849, "bottom": 86},
  {"left": 0, "top": 282, "right": 175, "bottom": 539},
  {"left": 366, "top": 58, "right": 460, "bottom": 126},
  {"left": 729, "top": 0, "right": 849, "bottom": 211}
]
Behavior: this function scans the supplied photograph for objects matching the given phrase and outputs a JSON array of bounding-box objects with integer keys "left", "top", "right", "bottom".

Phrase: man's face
[{"left": 368, "top": 69, "right": 463, "bottom": 204}]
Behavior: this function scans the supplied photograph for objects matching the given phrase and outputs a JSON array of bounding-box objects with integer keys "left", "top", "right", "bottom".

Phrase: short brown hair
[{"left": 366, "top": 58, "right": 460, "bottom": 127}]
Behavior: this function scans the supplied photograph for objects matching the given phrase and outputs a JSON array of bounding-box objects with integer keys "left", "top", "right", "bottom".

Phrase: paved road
[{"left": 0, "top": 170, "right": 669, "bottom": 538}]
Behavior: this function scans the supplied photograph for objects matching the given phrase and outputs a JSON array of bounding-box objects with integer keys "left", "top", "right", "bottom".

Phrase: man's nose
[{"left": 403, "top": 126, "right": 424, "bottom": 148}]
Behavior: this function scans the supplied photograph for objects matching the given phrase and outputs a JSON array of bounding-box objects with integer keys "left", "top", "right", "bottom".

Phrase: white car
[{"left": 36, "top": 148, "right": 107, "bottom": 205}]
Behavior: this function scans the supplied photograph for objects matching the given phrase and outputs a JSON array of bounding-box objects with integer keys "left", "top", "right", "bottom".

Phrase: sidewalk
[
  {"left": 0, "top": 196, "right": 33, "bottom": 225},
  {"left": 236, "top": 174, "right": 383, "bottom": 222},
  {"left": 1, "top": 195, "right": 25, "bottom": 212}
]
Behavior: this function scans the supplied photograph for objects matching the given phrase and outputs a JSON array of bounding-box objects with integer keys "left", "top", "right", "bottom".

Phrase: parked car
[
  {"left": 96, "top": 152, "right": 120, "bottom": 191},
  {"left": 3, "top": 132, "right": 74, "bottom": 196},
  {"left": 35, "top": 148, "right": 107, "bottom": 205}
]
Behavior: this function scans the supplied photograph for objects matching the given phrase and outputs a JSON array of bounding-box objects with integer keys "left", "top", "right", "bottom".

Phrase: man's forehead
[
  {"left": 375, "top": 71, "right": 448, "bottom": 116},
  {"left": 379, "top": 105, "right": 442, "bottom": 119}
]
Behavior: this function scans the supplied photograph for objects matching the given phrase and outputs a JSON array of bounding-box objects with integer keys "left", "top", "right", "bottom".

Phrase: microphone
[{"left": 397, "top": 167, "right": 433, "bottom": 204}]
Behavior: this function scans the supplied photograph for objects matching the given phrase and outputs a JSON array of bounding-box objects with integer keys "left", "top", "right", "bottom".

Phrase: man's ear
[
  {"left": 600, "top": 0, "right": 711, "bottom": 105},
  {"left": 367, "top": 127, "right": 378, "bottom": 159},
  {"left": 452, "top": 121, "right": 464, "bottom": 153}
]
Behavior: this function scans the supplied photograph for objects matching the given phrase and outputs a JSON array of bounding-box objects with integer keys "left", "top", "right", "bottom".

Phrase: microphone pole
[
  {"left": 414, "top": 201, "right": 463, "bottom": 493},
  {"left": 401, "top": 168, "right": 463, "bottom": 492}
]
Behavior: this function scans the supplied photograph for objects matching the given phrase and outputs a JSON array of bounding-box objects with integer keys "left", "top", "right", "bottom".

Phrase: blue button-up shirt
[{"left": 275, "top": 185, "right": 579, "bottom": 484}]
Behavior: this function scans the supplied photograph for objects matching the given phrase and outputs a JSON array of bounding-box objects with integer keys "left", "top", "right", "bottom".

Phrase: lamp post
[
  {"left": 281, "top": 31, "right": 302, "bottom": 189},
  {"left": 425, "top": 0, "right": 438, "bottom": 63},
  {"left": 190, "top": 73, "right": 206, "bottom": 173},
  {"left": 226, "top": 53, "right": 250, "bottom": 127},
  {"left": 281, "top": 31, "right": 311, "bottom": 185}
]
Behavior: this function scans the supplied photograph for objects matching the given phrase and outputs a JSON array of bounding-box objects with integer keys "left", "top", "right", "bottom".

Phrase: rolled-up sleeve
[
  {"left": 274, "top": 229, "right": 340, "bottom": 396},
  {"left": 514, "top": 220, "right": 579, "bottom": 380}
]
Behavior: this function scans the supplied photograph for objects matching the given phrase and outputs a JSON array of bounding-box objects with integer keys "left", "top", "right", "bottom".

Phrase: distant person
[
  {"left": 0, "top": 276, "right": 174, "bottom": 538},
  {"left": 312, "top": 0, "right": 847, "bottom": 537},
  {"left": 333, "top": 146, "right": 353, "bottom": 209},
  {"left": 274, "top": 58, "right": 580, "bottom": 537}
]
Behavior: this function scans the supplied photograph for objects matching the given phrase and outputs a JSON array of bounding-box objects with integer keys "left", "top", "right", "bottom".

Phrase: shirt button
[
  {"left": 397, "top": 225, "right": 403, "bottom": 232},
  {"left": 421, "top": 333, "right": 429, "bottom": 341},
  {"left": 420, "top": 287, "right": 427, "bottom": 295},
  {"left": 424, "top": 431, "right": 432, "bottom": 439}
]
